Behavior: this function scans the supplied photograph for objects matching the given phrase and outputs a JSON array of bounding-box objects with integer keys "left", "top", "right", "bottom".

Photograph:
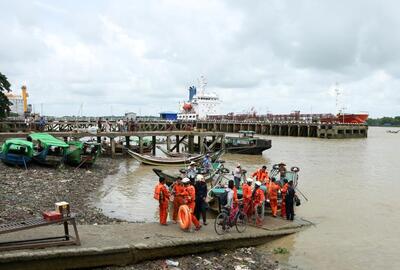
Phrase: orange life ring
[{"left": 178, "top": 205, "right": 192, "bottom": 230}]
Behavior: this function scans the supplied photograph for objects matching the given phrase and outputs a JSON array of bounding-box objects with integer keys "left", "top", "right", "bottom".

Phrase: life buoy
[
  {"left": 291, "top": 166, "right": 300, "bottom": 173},
  {"left": 178, "top": 205, "right": 192, "bottom": 230}
]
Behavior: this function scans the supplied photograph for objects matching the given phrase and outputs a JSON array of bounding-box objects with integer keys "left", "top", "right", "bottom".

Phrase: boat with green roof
[
  {"left": 27, "top": 133, "right": 69, "bottom": 166},
  {"left": 66, "top": 141, "right": 101, "bottom": 167},
  {"left": 0, "top": 138, "right": 34, "bottom": 167}
]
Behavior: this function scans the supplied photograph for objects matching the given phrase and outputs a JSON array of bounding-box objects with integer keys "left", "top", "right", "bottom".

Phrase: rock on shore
[
  {"left": 96, "top": 247, "right": 295, "bottom": 270},
  {"left": 0, "top": 157, "right": 122, "bottom": 225}
]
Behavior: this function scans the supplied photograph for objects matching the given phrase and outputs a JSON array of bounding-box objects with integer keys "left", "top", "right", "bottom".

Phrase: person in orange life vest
[
  {"left": 153, "top": 176, "right": 170, "bottom": 225},
  {"left": 171, "top": 176, "right": 184, "bottom": 223},
  {"left": 280, "top": 179, "right": 289, "bottom": 218},
  {"left": 242, "top": 178, "right": 253, "bottom": 217},
  {"left": 252, "top": 181, "right": 265, "bottom": 226},
  {"left": 268, "top": 177, "right": 281, "bottom": 217},
  {"left": 251, "top": 165, "right": 269, "bottom": 184},
  {"left": 181, "top": 177, "right": 201, "bottom": 230}
]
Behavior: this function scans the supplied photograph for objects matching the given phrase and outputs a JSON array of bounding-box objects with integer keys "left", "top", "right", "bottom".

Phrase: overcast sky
[{"left": 1, "top": 0, "right": 399, "bottom": 117}]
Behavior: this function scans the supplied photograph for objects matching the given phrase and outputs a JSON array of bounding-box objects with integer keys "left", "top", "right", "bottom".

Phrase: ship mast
[
  {"left": 334, "top": 82, "right": 341, "bottom": 114},
  {"left": 197, "top": 76, "right": 207, "bottom": 96}
]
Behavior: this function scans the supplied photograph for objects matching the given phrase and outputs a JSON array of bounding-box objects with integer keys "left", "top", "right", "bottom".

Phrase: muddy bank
[
  {"left": 96, "top": 247, "right": 297, "bottom": 270},
  {"left": 0, "top": 157, "right": 122, "bottom": 225}
]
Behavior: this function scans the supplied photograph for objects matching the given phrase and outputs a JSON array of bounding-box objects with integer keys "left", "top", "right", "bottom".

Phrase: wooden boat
[
  {"left": 156, "top": 145, "right": 191, "bottom": 158},
  {"left": 127, "top": 149, "right": 224, "bottom": 166},
  {"left": 127, "top": 149, "right": 204, "bottom": 166},
  {"left": 27, "top": 133, "right": 69, "bottom": 166},
  {"left": 0, "top": 138, "right": 33, "bottom": 167},
  {"left": 66, "top": 141, "right": 101, "bottom": 167},
  {"left": 152, "top": 161, "right": 227, "bottom": 186}
]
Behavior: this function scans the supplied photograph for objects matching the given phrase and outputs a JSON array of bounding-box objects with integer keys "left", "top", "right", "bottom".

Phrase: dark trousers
[
  {"left": 286, "top": 202, "right": 294, "bottom": 220},
  {"left": 195, "top": 199, "right": 207, "bottom": 223},
  {"left": 234, "top": 177, "right": 241, "bottom": 188}
]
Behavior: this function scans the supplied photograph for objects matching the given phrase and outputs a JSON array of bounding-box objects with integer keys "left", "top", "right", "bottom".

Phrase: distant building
[
  {"left": 5, "top": 85, "right": 30, "bottom": 116},
  {"left": 160, "top": 112, "right": 177, "bottom": 121},
  {"left": 125, "top": 112, "right": 137, "bottom": 121},
  {"left": 6, "top": 93, "right": 24, "bottom": 115}
]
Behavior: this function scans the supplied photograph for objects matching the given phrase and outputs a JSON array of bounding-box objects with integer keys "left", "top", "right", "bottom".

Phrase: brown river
[{"left": 93, "top": 127, "right": 400, "bottom": 270}]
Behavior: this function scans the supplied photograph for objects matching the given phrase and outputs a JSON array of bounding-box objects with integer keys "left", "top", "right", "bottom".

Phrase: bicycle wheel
[
  {"left": 214, "top": 212, "right": 228, "bottom": 235},
  {"left": 235, "top": 210, "right": 248, "bottom": 233}
]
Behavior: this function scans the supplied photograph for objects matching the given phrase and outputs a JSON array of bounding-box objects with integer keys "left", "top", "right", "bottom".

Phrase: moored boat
[
  {"left": 127, "top": 149, "right": 204, "bottom": 166},
  {"left": 0, "top": 138, "right": 33, "bottom": 167},
  {"left": 27, "top": 133, "right": 69, "bottom": 166},
  {"left": 153, "top": 161, "right": 225, "bottom": 186},
  {"left": 127, "top": 149, "right": 224, "bottom": 166},
  {"left": 204, "top": 130, "right": 271, "bottom": 155},
  {"left": 208, "top": 165, "right": 300, "bottom": 211},
  {"left": 66, "top": 141, "right": 101, "bottom": 167}
]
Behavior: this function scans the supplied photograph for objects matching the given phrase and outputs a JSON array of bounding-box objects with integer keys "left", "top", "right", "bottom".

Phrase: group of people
[
  {"left": 153, "top": 161, "right": 298, "bottom": 230},
  {"left": 97, "top": 118, "right": 139, "bottom": 132},
  {"left": 154, "top": 174, "right": 208, "bottom": 231},
  {"left": 248, "top": 163, "right": 296, "bottom": 221}
]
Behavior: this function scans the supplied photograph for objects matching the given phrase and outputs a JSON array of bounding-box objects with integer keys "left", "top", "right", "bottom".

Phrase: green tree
[{"left": 0, "top": 72, "right": 12, "bottom": 118}]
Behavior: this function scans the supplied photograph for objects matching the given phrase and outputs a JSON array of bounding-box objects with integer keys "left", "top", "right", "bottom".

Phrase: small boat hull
[
  {"left": 128, "top": 149, "right": 224, "bottom": 166},
  {"left": 0, "top": 153, "right": 32, "bottom": 167}
]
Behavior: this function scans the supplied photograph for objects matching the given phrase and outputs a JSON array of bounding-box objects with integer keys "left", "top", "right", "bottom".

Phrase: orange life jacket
[
  {"left": 242, "top": 183, "right": 252, "bottom": 200},
  {"left": 268, "top": 182, "right": 280, "bottom": 199},
  {"left": 154, "top": 183, "right": 169, "bottom": 203},
  {"left": 252, "top": 169, "right": 269, "bottom": 183},
  {"left": 254, "top": 188, "right": 265, "bottom": 205}
]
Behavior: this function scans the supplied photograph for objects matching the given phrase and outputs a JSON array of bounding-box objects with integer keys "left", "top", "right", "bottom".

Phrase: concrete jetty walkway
[{"left": 0, "top": 217, "right": 312, "bottom": 270}]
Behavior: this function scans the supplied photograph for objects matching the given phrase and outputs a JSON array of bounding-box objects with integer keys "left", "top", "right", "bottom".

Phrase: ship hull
[{"left": 337, "top": 114, "right": 369, "bottom": 124}]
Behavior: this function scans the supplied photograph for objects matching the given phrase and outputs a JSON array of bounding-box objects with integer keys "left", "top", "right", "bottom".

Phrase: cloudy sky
[{"left": 1, "top": 0, "right": 399, "bottom": 117}]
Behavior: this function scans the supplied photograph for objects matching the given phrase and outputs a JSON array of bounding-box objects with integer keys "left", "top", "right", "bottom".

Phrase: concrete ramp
[{"left": 0, "top": 218, "right": 311, "bottom": 270}]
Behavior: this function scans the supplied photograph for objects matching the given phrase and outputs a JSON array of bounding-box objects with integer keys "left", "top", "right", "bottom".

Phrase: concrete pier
[
  {"left": 0, "top": 217, "right": 311, "bottom": 270},
  {"left": 0, "top": 119, "right": 368, "bottom": 139}
]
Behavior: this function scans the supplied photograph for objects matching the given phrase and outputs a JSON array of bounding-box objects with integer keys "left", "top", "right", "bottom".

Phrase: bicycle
[{"left": 214, "top": 201, "right": 248, "bottom": 235}]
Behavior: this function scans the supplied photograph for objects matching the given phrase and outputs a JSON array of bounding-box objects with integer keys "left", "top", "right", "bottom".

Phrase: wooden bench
[{"left": 0, "top": 215, "right": 80, "bottom": 251}]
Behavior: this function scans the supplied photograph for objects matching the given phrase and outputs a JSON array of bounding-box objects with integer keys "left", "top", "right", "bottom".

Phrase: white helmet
[
  {"left": 246, "top": 178, "right": 253, "bottom": 183},
  {"left": 190, "top": 161, "right": 196, "bottom": 165},
  {"left": 182, "top": 177, "right": 190, "bottom": 184},
  {"left": 255, "top": 181, "right": 261, "bottom": 186},
  {"left": 196, "top": 174, "right": 205, "bottom": 181}
]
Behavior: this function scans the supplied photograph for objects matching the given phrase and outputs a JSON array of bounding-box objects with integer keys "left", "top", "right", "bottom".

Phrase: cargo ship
[{"left": 177, "top": 76, "right": 220, "bottom": 121}]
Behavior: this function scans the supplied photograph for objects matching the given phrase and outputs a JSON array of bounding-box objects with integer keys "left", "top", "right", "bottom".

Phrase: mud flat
[{"left": 0, "top": 157, "right": 122, "bottom": 225}]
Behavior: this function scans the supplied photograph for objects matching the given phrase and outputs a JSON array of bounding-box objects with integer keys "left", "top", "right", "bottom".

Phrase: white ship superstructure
[{"left": 177, "top": 76, "right": 220, "bottom": 121}]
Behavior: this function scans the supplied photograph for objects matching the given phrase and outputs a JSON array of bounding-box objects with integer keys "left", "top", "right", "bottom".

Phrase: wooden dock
[{"left": 0, "top": 131, "right": 226, "bottom": 157}]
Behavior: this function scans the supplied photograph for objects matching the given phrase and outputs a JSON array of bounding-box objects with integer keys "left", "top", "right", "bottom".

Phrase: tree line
[
  {"left": 367, "top": 117, "right": 400, "bottom": 126},
  {"left": 0, "top": 72, "right": 12, "bottom": 119}
]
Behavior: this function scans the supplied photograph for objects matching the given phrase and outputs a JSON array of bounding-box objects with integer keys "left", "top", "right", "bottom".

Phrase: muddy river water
[{"left": 94, "top": 127, "right": 400, "bottom": 270}]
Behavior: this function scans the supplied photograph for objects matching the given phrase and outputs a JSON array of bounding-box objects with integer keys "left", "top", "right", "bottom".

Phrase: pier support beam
[
  {"left": 110, "top": 138, "right": 116, "bottom": 158},
  {"left": 176, "top": 135, "right": 180, "bottom": 153},
  {"left": 139, "top": 136, "right": 143, "bottom": 154},
  {"left": 152, "top": 136, "right": 156, "bottom": 155},
  {"left": 125, "top": 136, "right": 130, "bottom": 147},
  {"left": 166, "top": 136, "right": 171, "bottom": 151},
  {"left": 188, "top": 135, "right": 194, "bottom": 154}
]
